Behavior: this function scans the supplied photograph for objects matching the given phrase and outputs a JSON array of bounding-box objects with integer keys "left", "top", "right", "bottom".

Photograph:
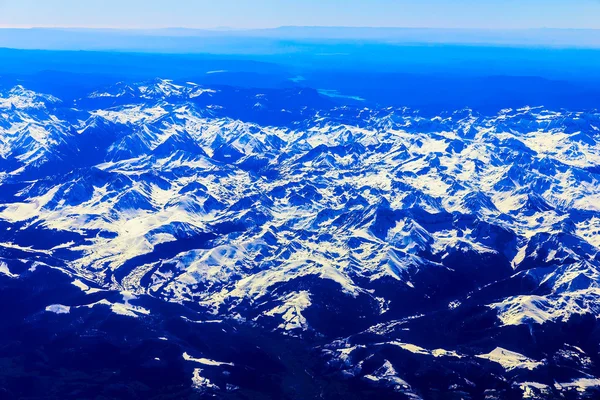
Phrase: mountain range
[{"left": 0, "top": 79, "right": 599, "bottom": 399}]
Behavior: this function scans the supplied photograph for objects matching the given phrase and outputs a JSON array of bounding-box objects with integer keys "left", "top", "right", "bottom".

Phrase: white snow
[
  {"left": 476, "top": 347, "right": 542, "bottom": 371},
  {"left": 45, "top": 304, "right": 71, "bottom": 314},
  {"left": 183, "top": 352, "right": 234, "bottom": 367},
  {"left": 264, "top": 291, "right": 312, "bottom": 331},
  {"left": 191, "top": 368, "right": 219, "bottom": 390},
  {"left": 0, "top": 261, "right": 18, "bottom": 278},
  {"left": 558, "top": 378, "right": 600, "bottom": 392}
]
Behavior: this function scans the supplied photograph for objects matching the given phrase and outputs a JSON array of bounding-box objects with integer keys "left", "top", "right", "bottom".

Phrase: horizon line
[{"left": 1, "top": 25, "right": 599, "bottom": 32}]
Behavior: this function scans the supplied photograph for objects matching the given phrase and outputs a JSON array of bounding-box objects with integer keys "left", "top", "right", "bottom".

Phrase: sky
[{"left": 0, "top": 0, "right": 600, "bottom": 30}]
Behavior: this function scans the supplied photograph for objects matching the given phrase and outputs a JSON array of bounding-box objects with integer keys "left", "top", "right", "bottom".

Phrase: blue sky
[{"left": 0, "top": 0, "right": 599, "bottom": 29}]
